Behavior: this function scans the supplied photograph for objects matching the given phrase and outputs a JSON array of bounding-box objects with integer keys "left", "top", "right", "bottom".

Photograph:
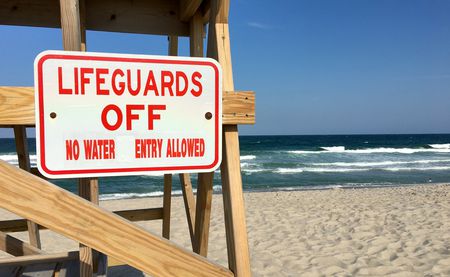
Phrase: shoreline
[
  {"left": 99, "top": 181, "right": 450, "bottom": 201},
  {"left": 1, "top": 184, "right": 450, "bottom": 275}
]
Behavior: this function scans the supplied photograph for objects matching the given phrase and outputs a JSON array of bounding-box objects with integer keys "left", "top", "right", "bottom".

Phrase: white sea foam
[
  {"left": 0, "top": 154, "right": 37, "bottom": 166},
  {"left": 275, "top": 165, "right": 450, "bottom": 174},
  {"left": 100, "top": 185, "right": 223, "bottom": 201},
  {"left": 321, "top": 146, "right": 346, "bottom": 152},
  {"left": 240, "top": 155, "right": 256, "bottom": 160},
  {"left": 289, "top": 146, "right": 450, "bottom": 154},
  {"left": 311, "top": 159, "right": 450, "bottom": 167},
  {"left": 429, "top": 143, "right": 450, "bottom": 149},
  {"left": 384, "top": 166, "right": 450, "bottom": 172}
]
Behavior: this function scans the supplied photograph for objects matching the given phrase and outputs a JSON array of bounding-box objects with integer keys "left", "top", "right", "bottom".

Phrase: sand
[{"left": 2, "top": 184, "right": 450, "bottom": 276}]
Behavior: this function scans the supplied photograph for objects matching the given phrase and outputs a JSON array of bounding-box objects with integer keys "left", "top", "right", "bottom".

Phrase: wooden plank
[
  {"left": 0, "top": 160, "right": 233, "bottom": 277},
  {"left": 114, "top": 208, "right": 163, "bottom": 222},
  {"left": 190, "top": 11, "right": 204, "bottom": 57},
  {"left": 0, "top": 251, "right": 78, "bottom": 266},
  {"left": 78, "top": 178, "right": 97, "bottom": 277},
  {"left": 162, "top": 175, "right": 172, "bottom": 239},
  {"left": 0, "top": 87, "right": 254, "bottom": 125},
  {"left": 13, "top": 126, "right": 42, "bottom": 249},
  {"left": 194, "top": 172, "right": 214, "bottom": 256},
  {"left": 21, "top": 263, "right": 58, "bottom": 277},
  {"left": 222, "top": 91, "right": 255, "bottom": 125},
  {"left": 179, "top": 173, "right": 196, "bottom": 247},
  {"left": 59, "top": 0, "right": 82, "bottom": 51},
  {"left": 180, "top": 0, "right": 203, "bottom": 21},
  {"left": 58, "top": 259, "right": 80, "bottom": 277},
  {"left": 207, "top": 0, "right": 251, "bottom": 275},
  {"left": 0, "top": 231, "right": 43, "bottom": 256},
  {"left": 0, "top": 266, "right": 21, "bottom": 276},
  {"left": 60, "top": 0, "right": 97, "bottom": 274},
  {"left": 168, "top": 35, "right": 178, "bottom": 56},
  {"left": 0, "top": 0, "right": 189, "bottom": 36},
  {"left": 0, "top": 208, "right": 164, "bottom": 233},
  {"left": 0, "top": 87, "right": 34, "bottom": 126}
]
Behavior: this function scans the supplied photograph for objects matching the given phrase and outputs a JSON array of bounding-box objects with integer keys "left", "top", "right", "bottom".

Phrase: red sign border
[{"left": 36, "top": 52, "right": 221, "bottom": 177}]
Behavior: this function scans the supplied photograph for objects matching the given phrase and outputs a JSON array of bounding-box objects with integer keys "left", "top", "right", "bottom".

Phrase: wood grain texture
[
  {"left": 0, "top": 251, "right": 78, "bottom": 266},
  {"left": 180, "top": 0, "right": 203, "bottom": 21},
  {"left": 162, "top": 174, "right": 172, "bottom": 239},
  {"left": 0, "top": 208, "right": 163, "bottom": 233},
  {"left": 190, "top": 11, "right": 204, "bottom": 57},
  {"left": 194, "top": 172, "right": 214, "bottom": 256},
  {"left": 168, "top": 35, "right": 179, "bottom": 56},
  {"left": 0, "top": 161, "right": 232, "bottom": 277},
  {"left": 59, "top": 0, "right": 82, "bottom": 51},
  {"left": 13, "top": 126, "right": 42, "bottom": 249},
  {"left": 0, "top": 231, "right": 43, "bottom": 256},
  {"left": 222, "top": 91, "right": 255, "bottom": 125},
  {"left": 179, "top": 173, "right": 196, "bottom": 247},
  {"left": 0, "top": 0, "right": 189, "bottom": 36},
  {"left": 207, "top": 0, "right": 252, "bottom": 275},
  {"left": 0, "top": 87, "right": 34, "bottom": 125},
  {"left": 0, "top": 87, "right": 254, "bottom": 125}
]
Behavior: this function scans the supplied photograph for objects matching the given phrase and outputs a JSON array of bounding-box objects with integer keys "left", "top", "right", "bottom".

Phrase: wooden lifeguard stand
[{"left": 0, "top": 0, "right": 255, "bottom": 276}]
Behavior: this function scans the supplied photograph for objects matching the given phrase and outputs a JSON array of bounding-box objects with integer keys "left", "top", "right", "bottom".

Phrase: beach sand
[{"left": 2, "top": 184, "right": 450, "bottom": 276}]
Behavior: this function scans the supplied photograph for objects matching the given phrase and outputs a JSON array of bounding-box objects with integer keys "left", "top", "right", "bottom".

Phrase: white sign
[{"left": 34, "top": 51, "right": 222, "bottom": 178}]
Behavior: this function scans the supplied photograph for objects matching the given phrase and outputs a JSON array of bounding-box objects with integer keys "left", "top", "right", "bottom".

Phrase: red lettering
[
  {"left": 148, "top": 105, "right": 166, "bottom": 130},
  {"left": 65, "top": 139, "right": 80, "bottom": 160},
  {"left": 176, "top": 71, "right": 188, "bottom": 96},
  {"left": 80, "top": 67, "right": 94, "bottom": 95},
  {"left": 127, "top": 69, "right": 141, "bottom": 96},
  {"left": 58, "top": 67, "right": 72, "bottom": 95},
  {"left": 126, "top": 104, "right": 145, "bottom": 130},
  {"left": 96, "top": 68, "right": 109, "bottom": 95},
  {"left": 191, "top": 71, "right": 202, "bottom": 97},
  {"left": 101, "top": 104, "right": 123, "bottom": 131},
  {"left": 161, "top": 71, "right": 174, "bottom": 96},
  {"left": 143, "top": 70, "right": 159, "bottom": 96},
  {"left": 112, "top": 69, "right": 125, "bottom": 95}
]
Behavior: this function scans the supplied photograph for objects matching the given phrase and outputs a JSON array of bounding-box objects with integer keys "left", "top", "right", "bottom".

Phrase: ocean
[{"left": 1, "top": 134, "right": 450, "bottom": 200}]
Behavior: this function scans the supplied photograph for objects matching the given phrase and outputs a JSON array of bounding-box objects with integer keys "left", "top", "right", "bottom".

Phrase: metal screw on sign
[
  {"left": 205, "top": 112, "right": 212, "bottom": 120},
  {"left": 50, "top": 112, "right": 57, "bottom": 119}
]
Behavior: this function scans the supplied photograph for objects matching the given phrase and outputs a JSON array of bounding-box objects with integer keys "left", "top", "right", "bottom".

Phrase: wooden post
[
  {"left": 189, "top": 10, "right": 215, "bottom": 257},
  {"left": 13, "top": 126, "right": 42, "bottom": 249},
  {"left": 162, "top": 174, "right": 172, "bottom": 239},
  {"left": 59, "top": 0, "right": 97, "bottom": 276},
  {"left": 207, "top": 0, "right": 251, "bottom": 275},
  {"left": 161, "top": 36, "right": 178, "bottom": 240},
  {"left": 179, "top": 173, "right": 196, "bottom": 246}
]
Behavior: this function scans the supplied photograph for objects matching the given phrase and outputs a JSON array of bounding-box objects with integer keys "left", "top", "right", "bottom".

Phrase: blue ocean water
[{"left": 1, "top": 134, "right": 450, "bottom": 200}]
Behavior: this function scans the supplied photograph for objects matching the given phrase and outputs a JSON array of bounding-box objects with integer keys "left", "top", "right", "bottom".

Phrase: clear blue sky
[{"left": 1, "top": 0, "right": 449, "bottom": 136}]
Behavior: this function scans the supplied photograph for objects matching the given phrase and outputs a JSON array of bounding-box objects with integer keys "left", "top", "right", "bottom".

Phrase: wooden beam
[
  {"left": 222, "top": 91, "right": 255, "bottom": 125},
  {"left": 60, "top": 0, "right": 95, "bottom": 274},
  {"left": 0, "top": 231, "right": 43, "bottom": 256},
  {"left": 60, "top": 0, "right": 82, "bottom": 51},
  {"left": 189, "top": 8, "right": 214, "bottom": 257},
  {"left": 0, "top": 87, "right": 34, "bottom": 126},
  {"left": 13, "top": 126, "right": 42, "bottom": 249},
  {"left": 168, "top": 36, "right": 179, "bottom": 56},
  {"left": 78, "top": 178, "right": 98, "bottom": 277},
  {"left": 179, "top": 173, "right": 196, "bottom": 247},
  {"left": 162, "top": 175, "right": 172, "bottom": 239},
  {"left": 0, "top": 251, "right": 78, "bottom": 266},
  {"left": 193, "top": 172, "right": 214, "bottom": 256},
  {"left": 0, "top": 0, "right": 189, "bottom": 36},
  {"left": 180, "top": 0, "right": 203, "bottom": 22},
  {"left": 0, "top": 208, "right": 164, "bottom": 233},
  {"left": 0, "top": 161, "right": 232, "bottom": 276},
  {"left": 207, "top": 0, "right": 251, "bottom": 275},
  {"left": 0, "top": 87, "right": 254, "bottom": 126}
]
